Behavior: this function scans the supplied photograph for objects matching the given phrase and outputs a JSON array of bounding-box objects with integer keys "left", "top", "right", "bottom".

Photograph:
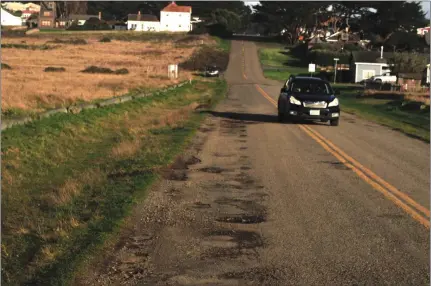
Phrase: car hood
[{"left": 291, "top": 93, "right": 335, "bottom": 102}]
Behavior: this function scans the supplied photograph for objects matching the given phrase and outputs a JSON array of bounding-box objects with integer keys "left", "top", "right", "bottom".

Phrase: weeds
[{"left": 99, "top": 37, "right": 111, "bottom": 43}]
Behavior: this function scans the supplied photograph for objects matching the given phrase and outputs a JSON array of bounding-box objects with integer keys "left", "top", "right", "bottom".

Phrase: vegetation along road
[{"left": 73, "top": 40, "right": 430, "bottom": 285}]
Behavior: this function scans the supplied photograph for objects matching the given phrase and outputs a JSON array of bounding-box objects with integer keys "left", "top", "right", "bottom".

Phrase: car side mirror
[
  {"left": 334, "top": 89, "right": 340, "bottom": 95},
  {"left": 280, "top": 87, "right": 287, "bottom": 93}
]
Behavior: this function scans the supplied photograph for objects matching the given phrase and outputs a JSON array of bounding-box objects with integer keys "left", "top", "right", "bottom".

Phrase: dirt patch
[
  {"left": 240, "top": 166, "right": 251, "bottom": 170},
  {"left": 160, "top": 169, "right": 188, "bottom": 181}
]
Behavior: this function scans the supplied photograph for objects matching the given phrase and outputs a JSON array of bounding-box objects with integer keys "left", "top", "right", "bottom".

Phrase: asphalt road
[{"left": 80, "top": 40, "right": 430, "bottom": 285}]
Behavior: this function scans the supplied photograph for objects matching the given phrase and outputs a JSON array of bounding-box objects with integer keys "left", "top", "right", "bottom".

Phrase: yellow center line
[{"left": 253, "top": 84, "right": 430, "bottom": 229}]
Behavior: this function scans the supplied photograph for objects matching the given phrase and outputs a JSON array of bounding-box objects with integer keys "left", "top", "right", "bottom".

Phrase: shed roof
[
  {"left": 128, "top": 14, "right": 158, "bottom": 22},
  {"left": 162, "top": 2, "right": 191, "bottom": 13}
]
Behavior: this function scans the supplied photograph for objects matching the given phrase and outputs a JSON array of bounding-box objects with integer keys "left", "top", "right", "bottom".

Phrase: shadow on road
[
  {"left": 201, "top": 111, "right": 278, "bottom": 124},
  {"left": 199, "top": 111, "right": 332, "bottom": 127}
]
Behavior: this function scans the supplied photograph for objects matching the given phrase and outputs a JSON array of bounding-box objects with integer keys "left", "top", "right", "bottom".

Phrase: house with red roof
[{"left": 160, "top": 2, "right": 192, "bottom": 32}]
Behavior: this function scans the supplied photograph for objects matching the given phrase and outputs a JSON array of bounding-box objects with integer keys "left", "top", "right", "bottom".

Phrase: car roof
[{"left": 290, "top": 76, "right": 330, "bottom": 85}]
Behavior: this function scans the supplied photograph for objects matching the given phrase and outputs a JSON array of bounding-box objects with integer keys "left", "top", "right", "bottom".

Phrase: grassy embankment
[
  {"left": 2, "top": 79, "right": 227, "bottom": 285},
  {"left": 258, "top": 45, "right": 430, "bottom": 142},
  {"left": 2, "top": 33, "right": 230, "bottom": 284}
]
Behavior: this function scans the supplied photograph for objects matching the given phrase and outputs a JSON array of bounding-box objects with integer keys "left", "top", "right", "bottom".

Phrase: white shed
[{"left": 1, "top": 8, "right": 23, "bottom": 26}]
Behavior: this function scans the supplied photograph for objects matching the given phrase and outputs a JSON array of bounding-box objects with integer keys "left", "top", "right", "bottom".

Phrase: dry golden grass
[{"left": 1, "top": 34, "right": 214, "bottom": 112}]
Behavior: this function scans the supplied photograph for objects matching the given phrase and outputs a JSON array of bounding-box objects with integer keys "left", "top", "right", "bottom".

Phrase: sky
[{"left": 244, "top": 1, "right": 431, "bottom": 19}]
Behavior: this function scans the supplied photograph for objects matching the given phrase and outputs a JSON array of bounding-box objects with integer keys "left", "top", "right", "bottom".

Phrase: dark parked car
[{"left": 277, "top": 76, "right": 341, "bottom": 126}]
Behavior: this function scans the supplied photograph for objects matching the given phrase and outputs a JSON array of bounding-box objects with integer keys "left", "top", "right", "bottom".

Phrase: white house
[
  {"left": 1, "top": 8, "right": 23, "bottom": 26},
  {"left": 127, "top": 12, "right": 160, "bottom": 32},
  {"left": 160, "top": 2, "right": 192, "bottom": 32}
]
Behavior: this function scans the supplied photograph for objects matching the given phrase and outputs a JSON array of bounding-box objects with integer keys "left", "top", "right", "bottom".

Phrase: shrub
[
  {"left": 179, "top": 45, "right": 229, "bottom": 72},
  {"left": 44, "top": 67, "right": 66, "bottom": 72},
  {"left": 2, "top": 63, "right": 12, "bottom": 70},
  {"left": 48, "top": 38, "right": 87, "bottom": 45},
  {"left": 308, "top": 49, "right": 350, "bottom": 67},
  {"left": 99, "top": 37, "right": 111, "bottom": 43},
  {"left": 81, "top": 66, "right": 129, "bottom": 75},
  {"left": 114, "top": 68, "right": 129, "bottom": 75},
  {"left": 81, "top": 66, "right": 114, "bottom": 74},
  {"left": 1, "top": 43, "right": 54, "bottom": 50}
]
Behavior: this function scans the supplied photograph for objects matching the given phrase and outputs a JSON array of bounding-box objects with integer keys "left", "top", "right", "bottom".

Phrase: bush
[
  {"left": 2, "top": 63, "right": 12, "bottom": 70},
  {"left": 179, "top": 45, "right": 229, "bottom": 72},
  {"left": 99, "top": 37, "right": 111, "bottom": 43},
  {"left": 114, "top": 68, "right": 129, "bottom": 75},
  {"left": 81, "top": 66, "right": 129, "bottom": 75},
  {"left": 44, "top": 67, "right": 66, "bottom": 72},
  {"left": 308, "top": 49, "right": 350, "bottom": 67},
  {"left": 48, "top": 38, "right": 87, "bottom": 45},
  {"left": 290, "top": 43, "right": 308, "bottom": 61},
  {"left": 1, "top": 43, "right": 54, "bottom": 50}
]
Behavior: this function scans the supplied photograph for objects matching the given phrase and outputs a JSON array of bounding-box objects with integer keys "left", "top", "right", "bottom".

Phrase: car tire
[
  {"left": 278, "top": 112, "right": 285, "bottom": 122},
  {"left": 330, "top": 119, "right": 339, "bottom": 126}
]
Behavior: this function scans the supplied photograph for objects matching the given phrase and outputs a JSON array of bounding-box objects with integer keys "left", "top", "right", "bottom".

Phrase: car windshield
[{"left": 291, "top": 80, "right": 332, "bottom": 95}]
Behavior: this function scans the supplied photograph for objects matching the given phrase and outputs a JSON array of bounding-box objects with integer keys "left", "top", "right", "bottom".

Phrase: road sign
[
  {"left": 308, "top": 63, "right": 316, "bottom": 73},
  {"left": 334, "top": 58, "right": 339, "bottom": 61}
]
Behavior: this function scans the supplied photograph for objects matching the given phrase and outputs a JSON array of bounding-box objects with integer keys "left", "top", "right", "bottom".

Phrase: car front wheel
[{"left": 330, "top": 119, "right": 339, "bottom": 126}]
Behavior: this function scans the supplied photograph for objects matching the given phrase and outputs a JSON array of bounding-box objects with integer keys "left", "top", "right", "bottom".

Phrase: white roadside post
[
  {"left": 308, "top": 63, "right": 316, "bottom": 78},
  {"left": 168, "top": 64, "right": 178, "bottom": 79},
  {"left": 333, "top": 58, "right": 339, "bottom": 84}
]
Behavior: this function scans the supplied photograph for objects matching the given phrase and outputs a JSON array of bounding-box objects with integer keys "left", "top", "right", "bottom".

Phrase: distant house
[
  {"left": 160, "top": 2, "right": 192, "bottom": 32},
  {"left": 1, "top": 8, "right": 23, "bottom": 26},
  {"left": 68, "top": 14, "right": 100, "bottom": 26},
  {"left": 107, "top": 20, "right": 127, "bottom": 31},
  {"left": 350, "top": 51, "right": 394, "bottom": 83},
  {"left": 127, "top": 12, "right": 160, "bottom": 31},
  {"left": 21, "top": 9, "right": 37, "bottom": 20},
  {"left": 38, "top": 2, "right": 56, "bottom": 29}
]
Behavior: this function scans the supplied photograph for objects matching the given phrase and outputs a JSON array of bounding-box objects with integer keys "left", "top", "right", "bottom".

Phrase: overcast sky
[{"left": 244, "top": 1, "right": 431, "bottom": 19}]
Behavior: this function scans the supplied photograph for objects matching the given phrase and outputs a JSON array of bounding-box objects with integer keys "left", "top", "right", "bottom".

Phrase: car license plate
[{"left": 310, "top": 110, "right": 320, "bottom": 116}]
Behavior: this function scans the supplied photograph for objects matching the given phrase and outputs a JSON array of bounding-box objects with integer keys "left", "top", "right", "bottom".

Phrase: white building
[
  {"left": 1, "top": 8, "right": 23, "bottom": 26},
  {"left": 159, "top": 2, "right": 192, "bottom": 32},
  {"left": 127, "top": 12, "right": 160, "bottom": 32}
]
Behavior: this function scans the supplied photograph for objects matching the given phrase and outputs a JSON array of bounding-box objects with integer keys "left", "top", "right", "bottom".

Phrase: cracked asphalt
[{"left": 77, "top": 40, "right": 430, "bottom": 286}]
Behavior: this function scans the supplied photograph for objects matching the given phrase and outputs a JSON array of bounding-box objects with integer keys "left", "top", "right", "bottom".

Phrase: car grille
[{"left": 303, "top": 101, "right": 327, "bottom": 108}]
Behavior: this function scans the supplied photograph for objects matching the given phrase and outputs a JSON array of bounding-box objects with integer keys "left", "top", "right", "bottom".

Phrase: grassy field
[
  {"left": 258, "top": 47, "right": 308, "bottom": 81},
  {"left": 1, "top": 33, "right": 215, "bottom": 115},
  {"left": 1, "top": 78, "right": 228, "bottom": 285},
  {"left": 257, "top": 45, "right": 430, "bottom": 142}
]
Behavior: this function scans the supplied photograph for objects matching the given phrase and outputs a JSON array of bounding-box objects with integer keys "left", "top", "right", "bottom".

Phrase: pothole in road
[
  {"left": 161, "top": 169, "right": 188, "bottom": 181},
  {"left": 202, "top": 230, "right": 264, "bottom": 259},
  {"left": 199, "top": 166, "right": 229, "bottom": 174},
  {"left": 240, "top": 166, "right": 251, "bottom": 170},
  {"left": 321, "top": 161, "right": 351, "bottom": 171},
  {"left": 239, "top": 147, "right": 248, "bottom": 150},
  {"left": 192, "top": 202, "right": 212, "bottom": 209},
  {"left": 216, "top": 215, "right": 266, "bottom": 224},
  {"left": 219, "top": 267, "right": 284, "bottom": 284}
]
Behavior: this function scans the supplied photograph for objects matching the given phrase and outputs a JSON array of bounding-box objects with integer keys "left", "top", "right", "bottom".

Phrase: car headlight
[
  {"left": 289, "top": 96, "right": 301, "bottom": 105},
  {"left": 328, "top": 98, "right": 339, "bottom": 107}
]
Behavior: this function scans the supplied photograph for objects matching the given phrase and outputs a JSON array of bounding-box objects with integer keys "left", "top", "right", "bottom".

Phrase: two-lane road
[
  {"left": 222, "top": 40, "right": 430, "bottom": 284},
  {"left": 83, "top": 40, "right": 430, "bottom": 285}
]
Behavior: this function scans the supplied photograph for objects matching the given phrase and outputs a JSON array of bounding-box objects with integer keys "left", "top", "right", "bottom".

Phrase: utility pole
[{"left": 333, "top": 58, "right": 339, "bottom": 84}]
